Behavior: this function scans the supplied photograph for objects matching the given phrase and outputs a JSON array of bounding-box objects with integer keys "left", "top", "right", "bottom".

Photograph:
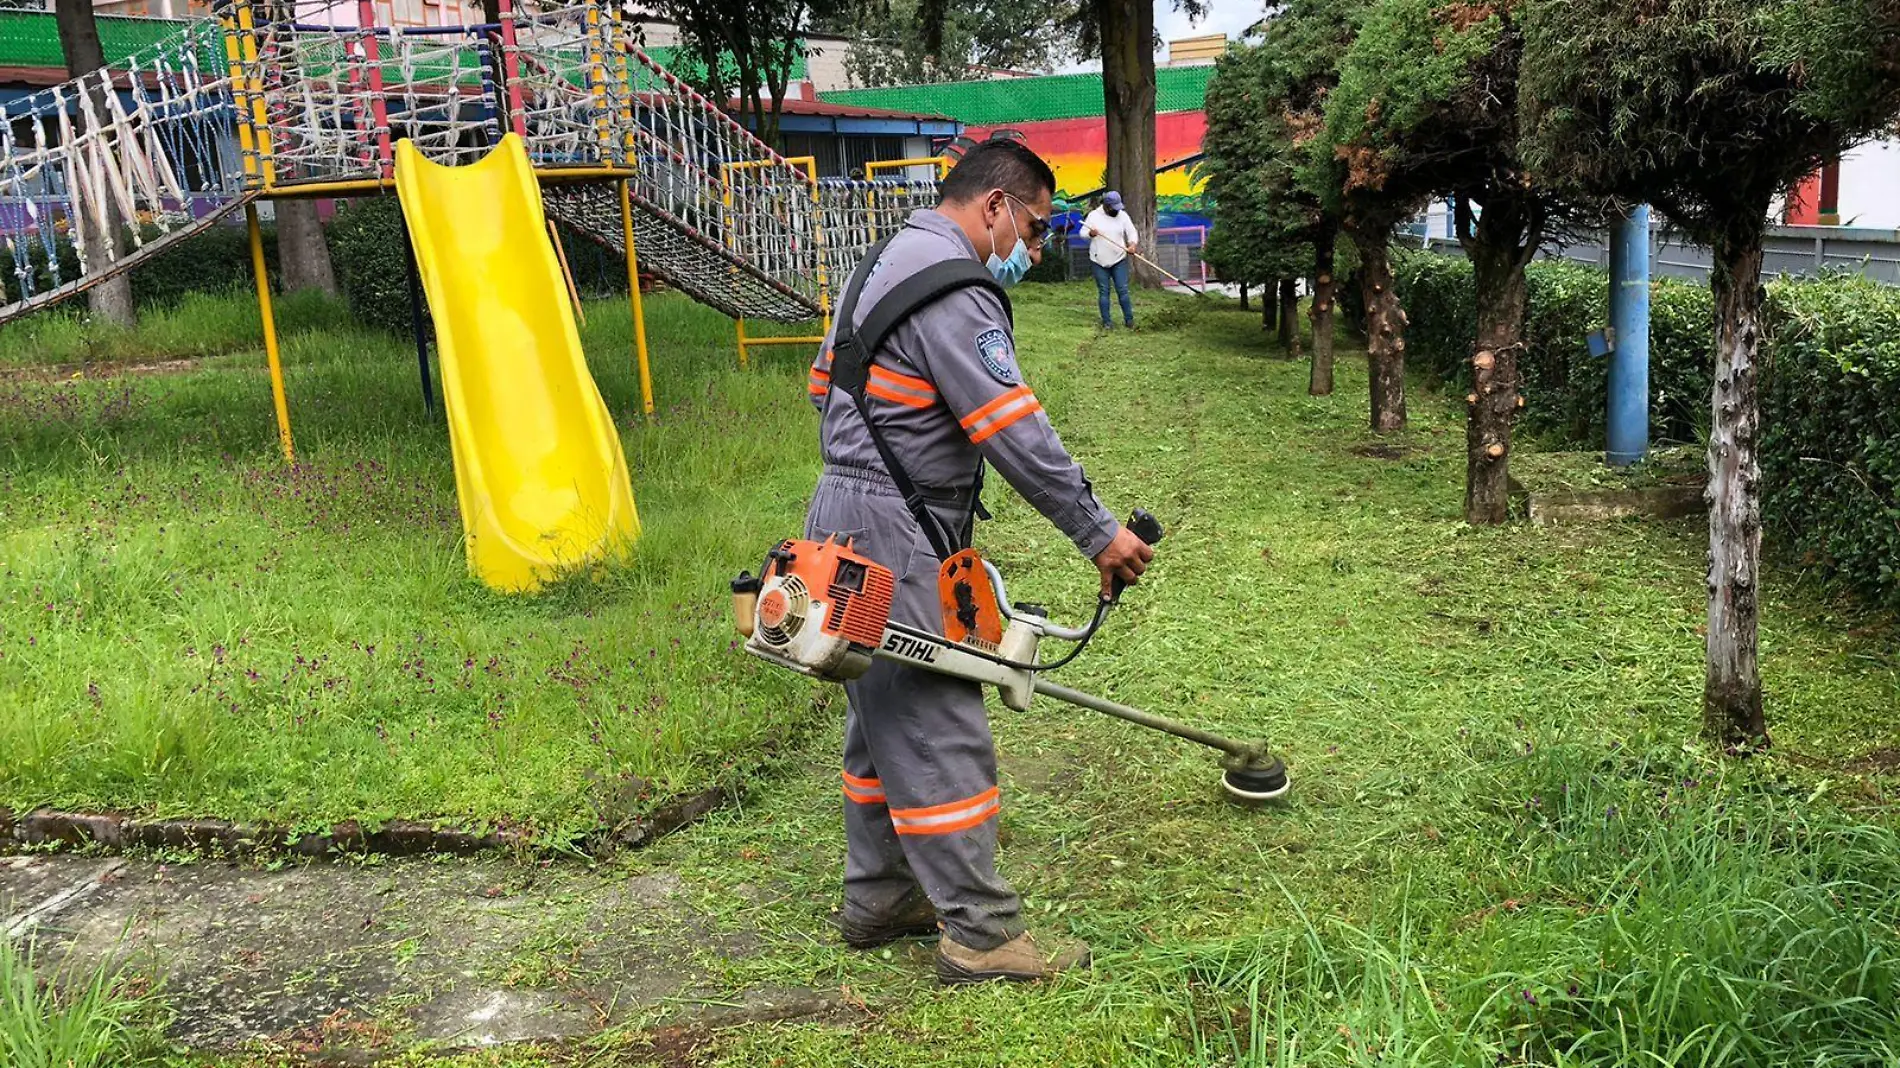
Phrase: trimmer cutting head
[{"left": 1220, "top": 749, "right": 1290, "bottom": 806}]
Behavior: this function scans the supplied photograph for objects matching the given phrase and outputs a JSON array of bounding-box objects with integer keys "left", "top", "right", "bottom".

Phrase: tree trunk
[
  {"left": 1704, "top": 229, "right": 1768, "bottom": 749},
  {"left": 1098, "top": 0, "right": 1158, "bottom": 287},
  {"left": 1353, "top": 230, "right": 1407, "bottom": 431},
  {"left": 1309, "top": 221, "right": 1337, "bottom": 396},
  {"left": 1464, "top": 248, "right": 1526, "bottom": 524},
  {"left": 1261, "top": 286, "right": 1276, "bottom": 331},
  {"left": 55, "top": 0, "right": 134, "bottom": 327},
  {"left": 1239, "top": 283, "right": 1248, "bottom": 311},
  {"left": 1278, "top": 278, "right": 1300, "bottom": 357},
  {"left": 275, "top": 200, "right": 338, "bottom": 296}
]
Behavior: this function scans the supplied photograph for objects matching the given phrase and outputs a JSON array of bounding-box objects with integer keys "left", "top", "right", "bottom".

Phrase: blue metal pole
[{"left": 1606, "top": 204, "right": 1651, "bottom": 466}]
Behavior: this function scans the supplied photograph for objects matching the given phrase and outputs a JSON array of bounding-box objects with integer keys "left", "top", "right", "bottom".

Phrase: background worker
[
  {"left": 803, "top": 140, "right": 1154, "bottom": 984},
  {"left": 1082, "top": 190, "right": 1140, "bottom": 330}
]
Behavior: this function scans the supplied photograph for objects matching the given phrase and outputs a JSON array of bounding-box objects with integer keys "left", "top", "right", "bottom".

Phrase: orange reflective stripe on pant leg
[
  {"left": 888, "top": 786, "right": 1000, "bottom": 835},
  {"left": 842, "top": 770, "right": 886, "bottom": 804}
]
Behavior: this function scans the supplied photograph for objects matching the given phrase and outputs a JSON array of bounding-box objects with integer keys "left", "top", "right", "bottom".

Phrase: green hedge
[
  {"left": 1388, "top": 248, "right": 1711, "bottom": 445},
  {"left": 1760, "top": 276, "right": 1900, "bottom": 606},
  {"left": 327, "top": 198, "right": 418, "bottom": 337},
  {"left": 327, "top": 198, "right": 630, "bottom": 337},
  {"left": 1392, "top": 245, "right": 1900, "bottom": 610}
]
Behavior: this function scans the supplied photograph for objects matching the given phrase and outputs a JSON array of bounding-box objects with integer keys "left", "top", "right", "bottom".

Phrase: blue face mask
[{"left": 986, "top": 206, "right": 1032, "bottom": 288}]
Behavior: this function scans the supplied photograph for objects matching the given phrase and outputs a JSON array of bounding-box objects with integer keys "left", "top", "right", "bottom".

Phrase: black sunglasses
[{"left": 1001, "top": 192, "right": 1052, "bottom": 247}]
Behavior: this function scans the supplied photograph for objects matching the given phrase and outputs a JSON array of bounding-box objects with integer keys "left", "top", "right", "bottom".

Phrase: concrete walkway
[{"left": 1, "top": 850, "right": 858, "bottom": 1057}]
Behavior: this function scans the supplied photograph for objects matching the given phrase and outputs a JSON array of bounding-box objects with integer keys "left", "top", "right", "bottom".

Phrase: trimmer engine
[{"left": 732, "top": 536, "right": 895, "bottom": 682}]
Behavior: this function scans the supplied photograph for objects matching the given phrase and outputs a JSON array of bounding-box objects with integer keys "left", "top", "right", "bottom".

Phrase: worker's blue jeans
[{"left": 1092, "top": 258, "right": 1134, "bottom": 327}]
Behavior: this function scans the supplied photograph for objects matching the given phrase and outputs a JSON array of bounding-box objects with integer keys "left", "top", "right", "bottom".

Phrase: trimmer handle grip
[{"left": 1109, "top": 508, "right": 1165, "bottom": 603}]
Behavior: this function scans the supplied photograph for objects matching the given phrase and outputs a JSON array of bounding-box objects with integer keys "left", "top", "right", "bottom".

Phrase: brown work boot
[
  {"left": 935, "top": 930, "right": 1092, "bottom": 984},
  {"left": 834, "top": 890, "right": 941, "bottom": 950}
]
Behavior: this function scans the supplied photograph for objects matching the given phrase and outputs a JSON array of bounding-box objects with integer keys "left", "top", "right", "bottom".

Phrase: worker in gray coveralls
[{"left": 803, "top": 139, "right": 1154, "bottom": 983}]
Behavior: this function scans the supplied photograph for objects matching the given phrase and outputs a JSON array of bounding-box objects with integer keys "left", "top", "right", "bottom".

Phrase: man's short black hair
[{"left": 938, "top": 139, "right": 1057, "bottom": 205}]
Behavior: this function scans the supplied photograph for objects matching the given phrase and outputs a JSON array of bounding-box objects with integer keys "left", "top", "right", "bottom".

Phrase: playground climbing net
[
  {"left": 1, "top": 19, "right": 247, "bottom": 319},
  {"left": 815, "top": 177, "right": 938, "bottom": 294}
]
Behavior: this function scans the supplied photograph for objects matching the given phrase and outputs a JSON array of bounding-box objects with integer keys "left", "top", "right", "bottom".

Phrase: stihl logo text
[{"left": 882, "top": 633, "right": 940, "bottom": 663}]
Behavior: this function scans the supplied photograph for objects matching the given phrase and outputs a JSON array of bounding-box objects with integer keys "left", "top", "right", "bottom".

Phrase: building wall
[
  {"left": 1837, "top": 140, "right": 1900, "bottom": 230},
  {"left": 804, "top": 41, "right": 852, "bottom": 94},
  {"left": 963, "top": 111, "right": 1207, "bottom": 203}
]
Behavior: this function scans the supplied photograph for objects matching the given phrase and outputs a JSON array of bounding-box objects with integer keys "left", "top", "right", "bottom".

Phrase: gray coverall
[{"left": 804, "top": 208, "right": 1119, "bottom": 949}]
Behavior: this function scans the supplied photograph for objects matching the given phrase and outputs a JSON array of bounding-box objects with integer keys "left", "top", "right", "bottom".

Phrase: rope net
[
  {"left": 815, "top": 177, "right": 937, "bottom": 294},
  {"left": 0, "top": 2, "right": 917, "bottom": 327},
  {"left": 1, "top": 19, "right": 248, "bottom": 322}
]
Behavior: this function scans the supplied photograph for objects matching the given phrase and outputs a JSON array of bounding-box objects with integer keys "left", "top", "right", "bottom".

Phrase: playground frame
[{"left": 202, "top": 0, "right": 842, "bottom": 462}]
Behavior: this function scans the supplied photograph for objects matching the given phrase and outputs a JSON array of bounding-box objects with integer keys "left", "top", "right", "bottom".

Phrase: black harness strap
[{"left": 824, "top": 229, "right": 1013, "bottom": 562}]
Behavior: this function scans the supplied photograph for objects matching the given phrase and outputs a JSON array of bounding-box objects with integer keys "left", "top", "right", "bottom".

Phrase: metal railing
[{"left": 1408, "top": 224, "right": 1900, "bottom": 286}]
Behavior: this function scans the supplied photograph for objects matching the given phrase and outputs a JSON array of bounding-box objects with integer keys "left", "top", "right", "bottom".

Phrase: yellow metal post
[
  {"left": 217, "top": 8, "right": 259, "bottom": 184},
  {"left": 801, "top": 156, "right": 831, "bottom": 335},
  {"left": 584, "top": 0, "right": 613, "bottom": 160},
  {"left": 720, "top": 167, "right": 746, "bottom": 365},
  {"left": 863, "top": 156, "right": 947, "bottom": 179},
  {"left": 621, "top": 180, "right": 654, "bottom": 415},
  {"left": 612, "top": 17, "right": 650, "bottom": 415},
  {"left": 247, "top": 203, "right": 295, "bottom": 464},
  {"left": 233, "top": 0, "right": 275, "bottom": 188},
  {"left": 546, "top": 219, "right": 586, "bottom": 327}
]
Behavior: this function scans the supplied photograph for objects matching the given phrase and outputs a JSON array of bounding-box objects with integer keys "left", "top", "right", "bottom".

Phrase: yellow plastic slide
[{"left": 394, "top": 134, "right": 639, "bottom": 593}]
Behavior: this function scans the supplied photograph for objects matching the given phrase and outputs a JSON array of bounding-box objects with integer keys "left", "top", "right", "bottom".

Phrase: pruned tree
[
  {"left": 259, "top": 0, "right": 337, "bottom": 297},
  {"left": 1201, "top": 39, "right": 1312, "bottom": 356},
  {"left": 53, "top": 0, "right": 134, "bottom": 327},
  {"left": 1201, "top": 2, "right": 1356, "bottom": 393},
  {"left": 1521, "top": 0, "right": 1900, "bottom": 746},
  {"left": 1330, "top": 0, "right": 1598, "bottom": 521}
]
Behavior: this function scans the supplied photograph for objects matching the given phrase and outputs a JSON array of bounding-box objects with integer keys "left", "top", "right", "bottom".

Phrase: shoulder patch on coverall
[{"left": 974, "top": 328, "right": 1019, "bottom": 385}]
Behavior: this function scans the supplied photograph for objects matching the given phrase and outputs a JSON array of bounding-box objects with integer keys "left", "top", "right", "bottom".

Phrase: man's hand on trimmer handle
[{"left": 1094, "top": 509, "right": 1163, "bottom": 601}]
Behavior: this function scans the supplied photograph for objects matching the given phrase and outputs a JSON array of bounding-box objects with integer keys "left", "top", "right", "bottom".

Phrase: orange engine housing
[{"left": 762, "top": 536, "right": 896, "bottom": 651}]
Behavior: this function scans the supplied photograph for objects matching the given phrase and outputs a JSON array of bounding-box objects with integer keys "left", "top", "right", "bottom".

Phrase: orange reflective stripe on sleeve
[
  {"left": 842, "top": 770, "right": 886, "bottom": 805},
  {"left": 960, "top": 386, "right": 1043, "bottom": 444},
  {"left": 808, "top": 366, "right": 831, "bottom": 397},
  {"left": 889, "top": 786, "right": 1000, "bottom": 835},
  {"left": 865, "top": 364, "right": 937, "bottom": 409}
]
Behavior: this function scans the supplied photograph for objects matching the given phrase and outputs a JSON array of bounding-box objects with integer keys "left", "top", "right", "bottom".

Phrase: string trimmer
[{"left": 730, "top": 511, "right": 1290, "bottom": 804}]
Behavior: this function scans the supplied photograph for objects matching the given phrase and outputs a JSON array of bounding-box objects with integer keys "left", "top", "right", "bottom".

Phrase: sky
[{"left": 1056, "top": 2, "right": 1269, "bottom": 73}]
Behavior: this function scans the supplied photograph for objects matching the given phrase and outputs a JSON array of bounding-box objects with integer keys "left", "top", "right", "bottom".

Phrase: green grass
[
  {"left": 0, "top": 289, "right": 831, "bottom": 840},
  {"left": 0, "top": 934, "right": 166, "bottom": 1068},
  {"left": 0, "top": 288, "right": 358, "bottom": 370},
  {"left": 7, "top": 282, "right": 1900, "bottom": 1065}
]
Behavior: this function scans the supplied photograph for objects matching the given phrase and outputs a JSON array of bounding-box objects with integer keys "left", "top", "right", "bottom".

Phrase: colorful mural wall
[
  {"left": 962, "top": 112, "right": 1207, "bottom": 203},
  {"left": 821, "top": 66, "right": 1215, "bottom": 210}
]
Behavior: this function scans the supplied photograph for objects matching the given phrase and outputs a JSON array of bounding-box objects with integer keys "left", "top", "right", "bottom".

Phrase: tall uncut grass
[{"left": 0, "top": 936, "right": 164, "bottom": 1068}]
